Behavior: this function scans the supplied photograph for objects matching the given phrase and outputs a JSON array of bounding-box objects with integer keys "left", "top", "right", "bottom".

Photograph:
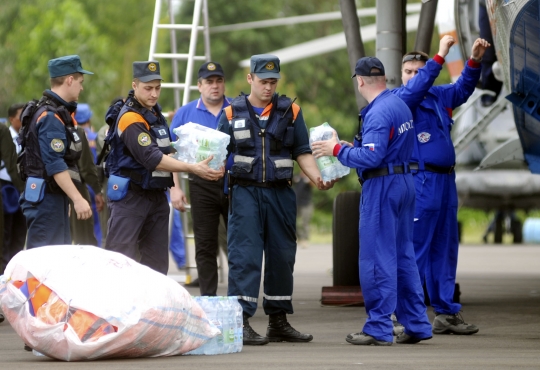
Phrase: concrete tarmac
[{"left": 1, "top": 243, "right": 539, "bottom": 369}]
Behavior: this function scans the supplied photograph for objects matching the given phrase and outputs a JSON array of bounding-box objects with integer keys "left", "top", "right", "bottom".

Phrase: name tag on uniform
[{"left": 234, "top": 119, "right": 246, "bottom": 128}]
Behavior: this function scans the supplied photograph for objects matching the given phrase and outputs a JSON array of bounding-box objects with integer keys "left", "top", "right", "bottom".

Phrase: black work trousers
[{"left": 189, "top": 175, "right": 229, "bottom": 296}]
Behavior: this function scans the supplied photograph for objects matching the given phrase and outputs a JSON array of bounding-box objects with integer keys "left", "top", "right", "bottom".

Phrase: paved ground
[{"left": 1, "top": 243, "right": 539, "bottom": 369}]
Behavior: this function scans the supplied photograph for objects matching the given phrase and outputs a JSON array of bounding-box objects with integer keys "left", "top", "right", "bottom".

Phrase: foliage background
[{"left": 2, "top": 0, "right": 508, "bottom": 242}]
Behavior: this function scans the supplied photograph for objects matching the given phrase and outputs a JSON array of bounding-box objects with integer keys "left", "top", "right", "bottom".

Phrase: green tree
[{"left": 0, "top": 0, "right": 155, "bottom": 123}]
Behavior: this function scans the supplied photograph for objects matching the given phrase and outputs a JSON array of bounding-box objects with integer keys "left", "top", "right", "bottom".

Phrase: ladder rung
[
  {"left": 152, "top": 53, "right": 206, "bottom": 61},
  {"left": 161, "top": 83, "right": 199, "bottom": 90},
  {"left": 156, "top": 24, "right": 205, "bottom": 30}
]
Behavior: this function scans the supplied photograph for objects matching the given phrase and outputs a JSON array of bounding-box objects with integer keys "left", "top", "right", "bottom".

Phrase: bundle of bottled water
[
  {"left": 172, "top": 122, "right": 230, "bottom": 170},
  {"left": 309, "top": 122, "right": 350, "bottom": 182},
  {"left": 185, "top": 296, "right": 243, "bottom": 355}
]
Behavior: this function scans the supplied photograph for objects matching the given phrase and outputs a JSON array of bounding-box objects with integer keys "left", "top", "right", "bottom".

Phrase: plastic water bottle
[
  {"left": 233, "top": 297, "right": 243, "bottom": 352},
  {"left": 309, "top": 122, "right": 350, "bottom": 182},
  {"left": 172, "top": 122, "right": 230, "bottom": 171},
  {"left": 186, "top": 296, "right": 243, "bottom": 355}
]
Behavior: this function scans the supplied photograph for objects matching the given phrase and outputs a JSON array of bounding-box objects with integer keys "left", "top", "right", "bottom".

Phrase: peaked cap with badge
[
  {"left": 250, "top": 54, "right": 281, "bottom": 79},
  {"left": 198, "top": 61, "right": 225, "bottom": 79},
  {"left": 133, "top": 61, "right": 163, "bottom": 82}
]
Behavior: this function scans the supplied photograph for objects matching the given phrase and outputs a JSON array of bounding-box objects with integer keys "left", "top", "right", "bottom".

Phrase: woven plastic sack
[{"left": 0, "top": 245, "right": 220, "bottom": 361}]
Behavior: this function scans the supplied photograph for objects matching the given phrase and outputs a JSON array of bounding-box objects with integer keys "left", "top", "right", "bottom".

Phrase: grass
[{"left": 306, "top": 207, "right": 540, "bottom": 245}]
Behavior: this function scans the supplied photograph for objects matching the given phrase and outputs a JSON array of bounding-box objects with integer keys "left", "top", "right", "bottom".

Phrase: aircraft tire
[
  {"left": 511, "top": 219, "right": 523, "bottom": 244},
  {"left": 332, "top": 191, "right": 361, "bottom": 286},
  {"left": 494, "top": 213, "right": 504, "bottom": 244}
]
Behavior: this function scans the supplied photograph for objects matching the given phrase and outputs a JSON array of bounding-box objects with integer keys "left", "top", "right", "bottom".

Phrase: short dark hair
[
  {"left": 50, "top": 72, "right": 82, "bottom": 87},
  {"left": 8, "top": 103, "right": 25, "bottom": 118},
  {"left": 402, "top": 51, "right": 429, "bottom": 64}
]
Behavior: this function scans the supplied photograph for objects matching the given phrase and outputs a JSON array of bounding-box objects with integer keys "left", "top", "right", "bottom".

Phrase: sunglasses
[{"left": 402, "top": 54, "right": 429, "bottom": 63}]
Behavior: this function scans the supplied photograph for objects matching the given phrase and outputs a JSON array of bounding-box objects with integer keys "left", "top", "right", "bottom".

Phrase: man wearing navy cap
[
  {"left": 104, "top": 61, "right": 223, "bottom": 275},
  {"left": 312, "top": 56, "right": 432, "bottom": 345},
  {"left": 169, "top": 61, "right": 231, "bottom": 295},
  {"left": 218, "top": 54, "right": 334, "bottom": 345},
  {"left": 19, "top": 55, "right": 93, "bottom": 250}
]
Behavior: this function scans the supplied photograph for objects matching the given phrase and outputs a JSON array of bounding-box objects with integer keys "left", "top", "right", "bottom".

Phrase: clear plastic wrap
[
  {"left": 0, "top": 245, "right": 220, "bottom": 361},
  {"left": 309, "top": 122, "right": 350, "bottom": 182},
  {"left": 172, "top": 122, "right": 230, "bottom": 170}
]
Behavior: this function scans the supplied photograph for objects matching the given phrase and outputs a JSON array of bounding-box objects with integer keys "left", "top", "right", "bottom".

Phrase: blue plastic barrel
[{"left": 523, "top": 218, "right": 540, "bottom": 243}]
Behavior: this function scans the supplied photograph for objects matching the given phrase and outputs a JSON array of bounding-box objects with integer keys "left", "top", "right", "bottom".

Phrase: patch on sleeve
[
  {"left": 363, "top": 143, "right": 375, "bottom": 151},
  {"left": 417, "top": 132, "right": 431, "bottom": 143},
  {"left": 50, "top": 139, "right": 65, "bottom": 152},
  {"left": 138, "top": 132, "right": 151, "bottom": 146}
]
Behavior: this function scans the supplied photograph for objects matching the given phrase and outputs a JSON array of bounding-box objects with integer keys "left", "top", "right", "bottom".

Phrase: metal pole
[
  {"left": 414, "top": 0, "right": 439, "bottom": 54},
  {"left": 202, "top": 0, "right": 211, "bottom": 61},
  {"left": 376, "top": 0, "right": 404, "bottom": 89},
  {"left": 148, "top": 0, "right": 162, "bottom": 60},
  {"left": 339, "top": 0, "right": 368, "bottom": 111},
  {"left": 182, "top": 0, "right": 203, "bottom": 106},
  {"left": 168, "top": 0, "right": 180, "bottom": 109}
]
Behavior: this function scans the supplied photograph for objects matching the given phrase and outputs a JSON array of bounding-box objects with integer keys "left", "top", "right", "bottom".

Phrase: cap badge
[
  {"left": 148, "top": 63, "right": 157, "bottom": 72},
  {"left": 207, "top": 63, "right": 216, "bottom": 71},
  {"left": 265, "top": 62, "right": 275, "bottom": 70}
]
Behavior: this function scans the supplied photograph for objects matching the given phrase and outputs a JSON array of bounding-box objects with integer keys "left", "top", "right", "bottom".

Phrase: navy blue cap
[
  {"left": 75, "top": 103, "right": 93, "bottom": 124},
  {"left": 250, "top": 54, "right": 281, "bottom": 79},
  {"left": 48, "top": 55, "right": 94, "bottom": 78},
  {"left": 133, "top": 61, "right": 162, "bottom": 82},
  {"left": 351, "top": 57, "right": 385, "bottom": 78},
  {"left": 198, "top": 62, "right": 225, "bottom": 79}
]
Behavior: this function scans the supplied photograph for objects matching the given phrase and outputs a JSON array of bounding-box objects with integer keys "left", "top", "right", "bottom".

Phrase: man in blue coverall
[
  {"left": 312, "top": 57, "right": 432, "bottom": 345},
  {"left": 170, "top": 61, "right": 231, "bottom": 296},
  {"left": 392, "top": 37, "right": 490, "bottom": 335},
  {"left": 20, "top": 55, "right": 93, "bottom": 248},
  {"left": 218, "top": 54, "right": 334, "bottom": 346}
]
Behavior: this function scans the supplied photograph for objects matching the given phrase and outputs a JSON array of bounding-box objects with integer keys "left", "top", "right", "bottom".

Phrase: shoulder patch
[
  {"left": 138, "top": 132, "right": 151, "bottom": 146},
  {"left": 50, "top": 139, "right": 65, "bottom": 152}
]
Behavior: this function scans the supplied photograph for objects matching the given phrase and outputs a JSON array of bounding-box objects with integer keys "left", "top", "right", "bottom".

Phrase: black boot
[
  {"left": 243, "top": 313, "right": 269, "bottom": 345},
  {"left": 266, "top": 313, "right": 313, "bottom": 342},
  {"left": 0, "top": 313, "right": 4, "bottom": 323}
]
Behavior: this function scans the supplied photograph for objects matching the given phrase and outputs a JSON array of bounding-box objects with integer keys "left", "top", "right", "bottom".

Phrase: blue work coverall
[
  {"left": 393, "top": 58, "right": 481, "bottom": 315},
  {"left": 336, "top": 89, "right": 432, "bottom": 342}
]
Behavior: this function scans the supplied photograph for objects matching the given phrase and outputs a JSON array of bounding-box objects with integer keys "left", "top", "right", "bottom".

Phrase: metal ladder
[
  {"left": 149, "top": 0, "right": 211, "bottom": 107},
  {"left": 149, "top": 0, "right": 217, "bottom": 284}
]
